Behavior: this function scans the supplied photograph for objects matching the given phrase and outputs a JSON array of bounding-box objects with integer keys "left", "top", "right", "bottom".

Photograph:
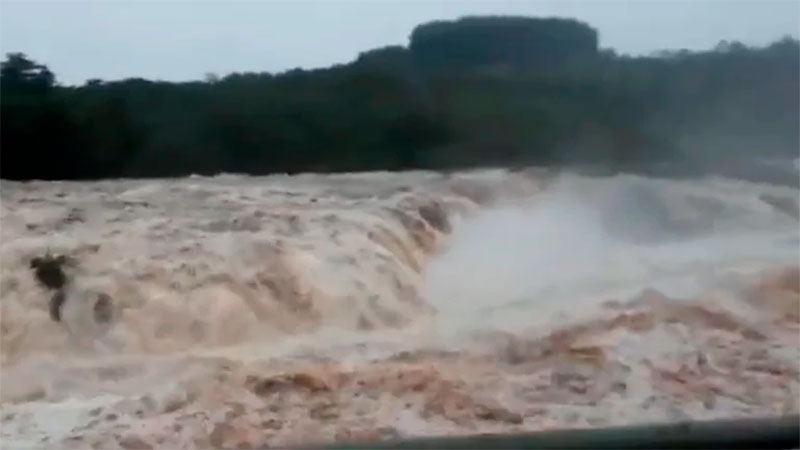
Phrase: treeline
[{"left": 1, "top": 16, "right": 798, "bottom": 180}]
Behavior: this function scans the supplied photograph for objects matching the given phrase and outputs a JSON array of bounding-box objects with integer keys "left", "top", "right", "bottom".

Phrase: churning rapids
[{"left": 0, "top": 169, "right": 798, "bottom": 448}]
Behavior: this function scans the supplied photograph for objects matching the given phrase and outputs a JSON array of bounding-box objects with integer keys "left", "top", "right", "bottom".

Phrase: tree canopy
[
  {"left": 1, "top": 17, "right": 797, "bottom": 181},
  {"left": 409, "top": 16, "right": 599, "bottom": 71}
]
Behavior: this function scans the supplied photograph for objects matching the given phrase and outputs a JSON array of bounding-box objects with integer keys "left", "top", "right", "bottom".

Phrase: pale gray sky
[{"left": 1, "top": 0, "right": 798, "bottom": 85}]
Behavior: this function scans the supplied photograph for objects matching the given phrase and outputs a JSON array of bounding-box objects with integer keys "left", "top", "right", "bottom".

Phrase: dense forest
[{"left": 1, "top": 16, "right": 798, "bottom": 181}]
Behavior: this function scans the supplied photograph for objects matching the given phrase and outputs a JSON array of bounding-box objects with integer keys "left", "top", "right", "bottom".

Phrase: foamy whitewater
[{"left": 0, "top": 169, "right": 798, "bottom": 448}]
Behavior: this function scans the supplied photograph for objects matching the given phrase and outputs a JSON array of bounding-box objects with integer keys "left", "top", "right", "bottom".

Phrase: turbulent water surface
[{"left": 0, "top": 169, "right": 798, "bottom": 448}]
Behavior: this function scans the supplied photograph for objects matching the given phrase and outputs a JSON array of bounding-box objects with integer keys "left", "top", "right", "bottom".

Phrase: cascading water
[{"left": 0, "top": 169, "right": 797, "bottom": 448}]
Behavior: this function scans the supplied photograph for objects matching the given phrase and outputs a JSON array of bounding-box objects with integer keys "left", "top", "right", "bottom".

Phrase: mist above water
[{"left": 424, "top": 173, "right": 799, "bottom": 335}]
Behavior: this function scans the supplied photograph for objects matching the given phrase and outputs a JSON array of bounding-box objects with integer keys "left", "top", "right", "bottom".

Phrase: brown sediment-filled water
[{"left": 0, "top": 169, "right": 797, "bottom": 448}]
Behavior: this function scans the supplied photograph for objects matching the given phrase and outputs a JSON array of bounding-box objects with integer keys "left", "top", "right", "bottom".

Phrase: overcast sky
[{"left": 1, "top": 0, "right": 798, "bottom": 85}]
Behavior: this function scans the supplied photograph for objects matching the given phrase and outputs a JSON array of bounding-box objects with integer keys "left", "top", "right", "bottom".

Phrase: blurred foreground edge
[{"left": 299, "top": 415, "right": 800, "bottom": 449}]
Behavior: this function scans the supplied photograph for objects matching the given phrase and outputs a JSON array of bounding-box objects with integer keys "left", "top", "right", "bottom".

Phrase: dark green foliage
[
  {"left": 409, "top": 16, "right": 599, "bottom": 72},
  {"left": 1, "top": 53, "right": 88, "bottom": 179},
  {"left": 0, "top": 17, "right": 797, "bottom": 181}
]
